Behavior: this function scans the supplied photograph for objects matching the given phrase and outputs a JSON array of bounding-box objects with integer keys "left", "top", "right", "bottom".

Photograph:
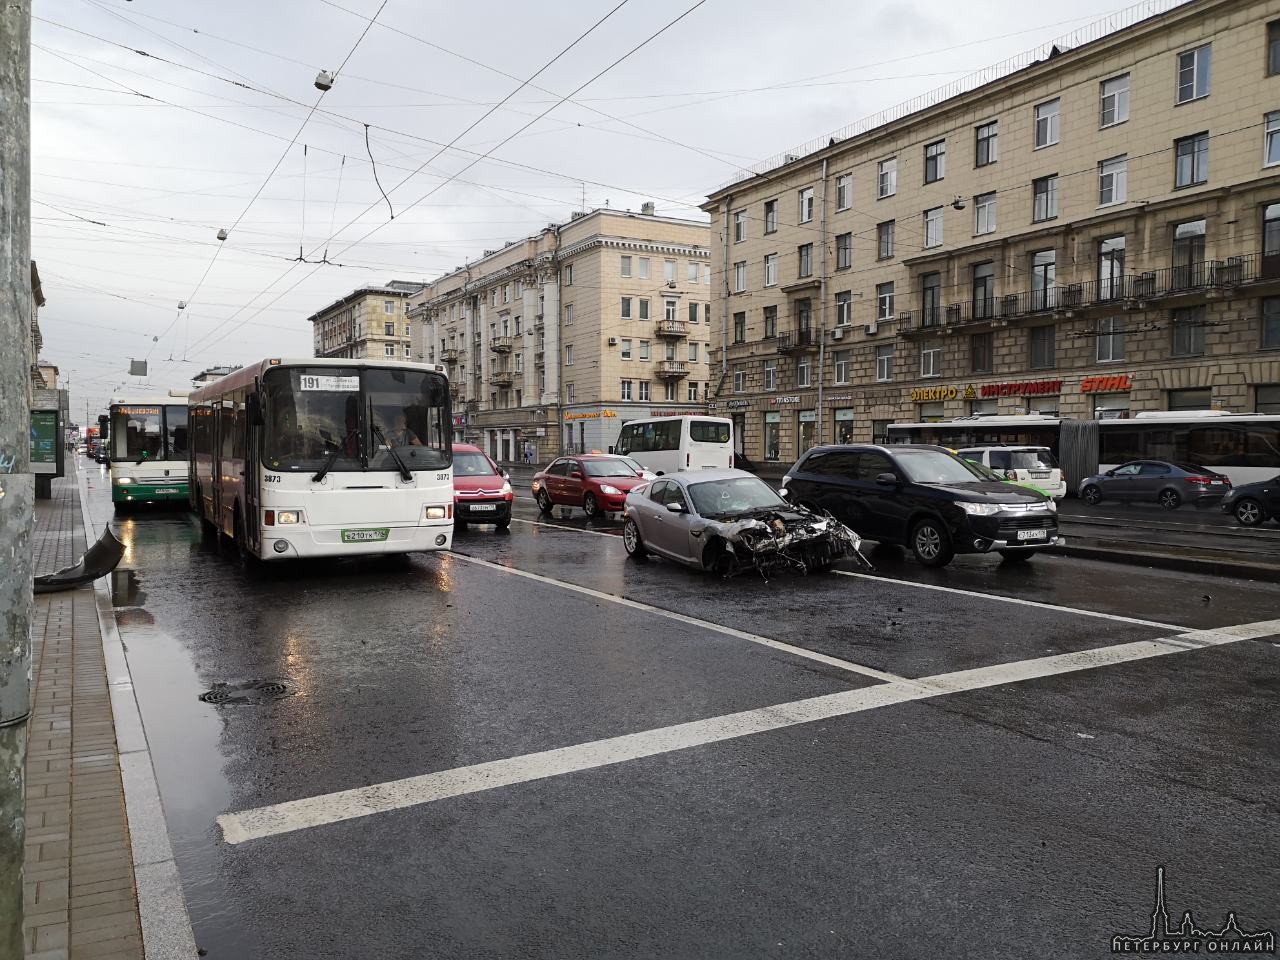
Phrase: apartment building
[
  {"left": 703, "top": 0, "right": 1280, "bottom": 464},
  {"left": 309, "top": 281, "right": 422, "bottom": 361},
  {"left": 409, "top": 207, "right": 713, "bottom": 461}
]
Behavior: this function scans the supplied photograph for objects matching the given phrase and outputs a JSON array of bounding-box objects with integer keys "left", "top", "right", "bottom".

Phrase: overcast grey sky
[{"left": 31, "top": 0, "right": 1146, "bottom": 418}]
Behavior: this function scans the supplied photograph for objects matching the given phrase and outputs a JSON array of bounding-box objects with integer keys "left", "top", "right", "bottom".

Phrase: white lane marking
[
  {"left": 449, "top": 552, "right": 905, "bottom": 683},
  {"left": 830, "top": 570, "right": 1186, "bottom": 631},
  {"left": 218, "top": 617, "right": 1280, "bottom": 844}
]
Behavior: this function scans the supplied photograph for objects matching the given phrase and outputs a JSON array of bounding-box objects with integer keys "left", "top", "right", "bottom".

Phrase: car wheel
[
  {"left": 1081, "top": 484, "right": 1102, "bottom": 506},
  {"left": 536, "top": 489, "right": 554, "bottom": 514},
  {"left": 1233, "top": 498, "right": 1264, "bottom": 526},
  {"left": 910, "top": 518, "right": 954, "bottom": 568},
  {"left": 998, "top": 550, "right": 1036, "bottom": 563},
  {"left": 622, "top": 518, "right": 647, "bottom": 560},
  {"left": 1158, "top": 488, "right": 1181, "bottom": 510},
  {"left": 583, "top": 492, "right": 601, "bottom": 518},
  {"left": 494, "top": 517, "right": 510, "bottom": 531}
]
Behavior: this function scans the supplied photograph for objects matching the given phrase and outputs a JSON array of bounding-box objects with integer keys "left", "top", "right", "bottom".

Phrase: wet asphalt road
[{"left": 80, "top": 468, "right": 1280, "bottom": 960}]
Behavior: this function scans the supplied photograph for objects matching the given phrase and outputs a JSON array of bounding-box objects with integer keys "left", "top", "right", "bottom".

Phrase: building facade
[
  {"left": 29, "top": 260, "right": 45, "bottom": 391},
  {"left": 704, "top": 0, "right": 1280, "bottom": 465},
  {"left": 409, "top": 208, "right": 713, "bottom": 461},
  {"left": 309, "top": 281, "right": 422, "bottom": 361}
]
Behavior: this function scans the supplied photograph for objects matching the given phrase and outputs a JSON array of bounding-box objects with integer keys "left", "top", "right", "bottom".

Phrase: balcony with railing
[
  {"left": 655, "top": 360, "right": 690, "bottom": 379},
  {"left": 489, "top": 336, "right": 514, "bottom": 353},
  {"left": 655, "top": 320, "right": 689, "bottom": 338},
  {"left": 776, "top": 329, "right": 816, "bottom": 352},
  {"left": 449, "top": 382, "right": 464, "bottom": 400},
  {"left": 534, "top": 350, "right": 545, "bottom": 366},
  {"left": 441, "top": 347, "right": 462, "bottom": 362},
  {"left": 490, "top": 369, "right": 514, "bottom": 387}
]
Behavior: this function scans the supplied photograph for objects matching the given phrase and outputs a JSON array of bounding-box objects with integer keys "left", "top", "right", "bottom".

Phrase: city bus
[
  {"left": 188, "top": 358, "right": 454, "bottom": 560},
  {"left": 887, "top": 412, "right": 1280, "bottom": 490},
  {"left": 106, "top": 392, "right": 191, "bottom": 509}
]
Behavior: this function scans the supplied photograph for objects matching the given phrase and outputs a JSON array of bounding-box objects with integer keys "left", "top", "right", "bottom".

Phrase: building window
[
  {"left": 798, "top": 243, "right": 813, "bottom": 278},
  {"left": 1029, "top": 325, "right": 1055, "bottom": 370},
  {"left": 1171, "top": 306, "right": 1206, "bottom": 357},
  {"left": 836, "top": 291, "right": 853, "bottom": 326},
  {"left": 564, "top": 264, "right": 573, "bottom": 287},
  {"left": 384, "top": 321, "right": 395, "bottom": 336},
  {"left": 664, "top": 380, "right": 677, "bottom": 402},
  {"left": 664, "top": 260, "right": 677, "bottom": 283},
  {"left": 637, "top": 257, "right": 650, "bottom": 280},
  {"left": 970, "top": 331, "right": 993, "bottom": 374},
  {"left": 620, "top": 379, "right": 633, "bottom": 401},
  {"left": 621, "top": 338, "right": 632, "bottom": 360},
  {"left": 795, "top": 298, "right": 812, "bottom": 332},
  {"left": 1099, "top": 156, "right": 1127, "bottom": 206},
  {"left": 621, "top": 297, "right": 632, "bottom": 320},
  {"left": 620, "top": 255, "right": 632, "bottom": 277},
  {"left": 1097, "top": 316, "right": 1125, "bottom": 362},
  {"left": 1177, "top": 44, "right": 1211, "bottom": 103},
  {"left": 688, "top": 381, "right": 699, "bottom": 402},
  {"left": 877, "top": 221, "right": 895, "bottom": 260},
  {"left": 1168, "top": 387, "right": 1211, "bottom": 411},
  {"left": 639, "top": 381, "right": 650, "bottom": 402},
  {"left": 875, "top": 344, "right": 893, "bottom": 382},
  {"left": 384, "top": 300, "right": 395, "bottom": 314},
  {"left": 799, "top": 187, "right": 815, "bottom": 223},
  {"left": 733, "top": 210, "right": 747, "bottom": 243},
  {"left": 972, "top": 261, "right": 994, "bottom": 319},
  {"left": 1172, "top": 219, "right": 1207, "bottom": 287},
  {"left": 1031, "top": 249, "right": 1056, "bottom": 311},
  {"left": 877, "top": 282, "right": 895, "bottom": 320},
  {"left": 764, "top": 412, "right": 781, "bottom": 461},
  {"left": 1175, "top": 132, "right": 1209, "bottom": 187},
  {"left": 1099, "top": 236, "right": 1126, "bottom": 299},
  {"left": 835, "top": 174, "right": 852, "bottom": 211},
  {"left": 734, "top": 365, "right": 746, "bottom": 392},
  {"left": 796, "top": 357, "right": 811, "bottom": 387},
  {"left": 763, "top": 305, "right": 777, "bottom": 338},
  {"left": 924, "top": 139, "right": 946, "bottom": 183},
  {"left": 878, "top": 157, "right": 897, "bottom": 198},
  {"left": 733, "top": 261, "right": 746, "bottom": 292},
  {"left": 763, "top": 360, "right": 778, "bottom": 391},
  {"left": 835, "top": 233, "right": 852, "bottom": 270},
  {"left": 975, "top": 120, "right": 998, "bottom": 166},
  {"left": 1270, "top": 21, "right": 1280, "bottom": 75},
  {"left": 921, "top": 272, "right": 942, "bottom": 327},
  {"left": 1265, "top": 297, "right": 1280, "bottom": 349},
  {"left": 639, "top": 298, "right": 650, "bottom": 321},
  {"left": 1033, "top": 175, "right": 1059, "bottom": 222},
  {"left": 974, "top": 192, "right": 997, "bottom": 235},
  {"left": 764, "top": 199, "right": 778, "bottom": 234},
  {"left": 1100, "top": 74, "right": 1130, "bottom": 127},
  {"left": 564, "top": 344, "right": 574, "bottom": 366},
  {"left": 764, "top": 253, "right": 778, "bottom": 287},
  {"left": 686, "top": 262, "right": 698, "bottom": 284},
  {"left": 384, "top": 343, "right": 395, "bottom": 357},
  {"left": 1034, "top": 98, "right": 1060, "bottom": 148},
  {"left": 688, "top": 341, "right": 699, "bottom": 362},
  {"left": 1266, "top": 112, "right": 1280, "bottom": 167},
  {"left": 733, "top": 312, "right": 746, "bottom": 343},
  {"left": 564, "top": 303, "right": 574, "bottom": 325},
  {"left": 833, "top": 349, "right": 851, "bottom": 384},
  {"left": 688, "top": 302, "right": 699, "bottom": 324},
  {"left": 639, "top": 340, "right": 650, "bottom": 360},
  {"left": 920, "top": 343, "right": 942, "bottom": 378},
  {"left": 923, "top": 207, "right": 943, "bottom": 248},
  {"left": 664, "top": 300, "right": 677, "bottom": 322}
]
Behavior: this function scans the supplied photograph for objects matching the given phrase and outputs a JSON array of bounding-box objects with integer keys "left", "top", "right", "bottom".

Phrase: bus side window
[{"left": 659, "top": 420, "right": 679, "bottom": 451}]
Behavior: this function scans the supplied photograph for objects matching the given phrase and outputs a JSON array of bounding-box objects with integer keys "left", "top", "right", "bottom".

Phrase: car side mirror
[
  {"left": 875, "top": 472, "right": 898, "bottom": 486},
  {"left": 665, "top": 501, "right": 686, "bottom": 514},
  {"left": 502, "top": 469, "right": 510, "bottom": 480},
  {"left": 1104, "top": 469, "right": 1115, "bottom": 477},
  {"left": 246, "top": 393, "right": 265, "bottom": 426}
]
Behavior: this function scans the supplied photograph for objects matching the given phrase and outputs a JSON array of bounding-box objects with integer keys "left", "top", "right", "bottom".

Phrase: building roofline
[{"left": 306, "top": 283, "right": 423, "bottom": 323}]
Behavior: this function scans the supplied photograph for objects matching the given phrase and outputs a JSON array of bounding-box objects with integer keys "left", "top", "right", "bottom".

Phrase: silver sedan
[{"left": 621, "top": 468, "right": 868, "bottom": 576}]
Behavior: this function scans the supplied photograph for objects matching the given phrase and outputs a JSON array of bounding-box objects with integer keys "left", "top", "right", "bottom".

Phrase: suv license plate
[
  {"left": 1016, "top": 529, "right": 1047, "bottom": 541},
  {"left": 341, "top": 528, "right": 390, "bottom": 543},
  {"left": 1030, "top": 471, "right": 1050, "bottom": 479},
  {"left": 468, "top": 503, "right": 497, "bottom": 512}
]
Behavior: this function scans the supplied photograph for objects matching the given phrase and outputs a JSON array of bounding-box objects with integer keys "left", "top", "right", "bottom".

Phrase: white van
[
  {"left": 613, "top": 416, "right": 733, "bottom": 474},
  {"left": 956, "top": 445, "right": 1067, "bottom": 499}
]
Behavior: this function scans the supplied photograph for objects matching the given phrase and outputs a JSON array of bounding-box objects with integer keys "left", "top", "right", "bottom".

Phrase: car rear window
[
  {"left": 1010, "top": 450, "right": 1059, "bottom": 470},
  {"left": 689, "top": 420, "right": 731, "bottom": 443}
]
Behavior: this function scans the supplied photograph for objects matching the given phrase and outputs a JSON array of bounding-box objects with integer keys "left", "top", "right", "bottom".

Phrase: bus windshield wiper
[
  {"left": 312, "top": 429, "right": 357, "bottom": 483},
  {"left": 134, "top": 450, "right": 150, "bottom": 465},
  {"left": 370, "top": 423, "right": 413, "bottom": 481}
]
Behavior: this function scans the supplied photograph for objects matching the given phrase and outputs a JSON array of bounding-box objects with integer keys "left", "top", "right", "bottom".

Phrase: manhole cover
[{"left": 198, "top": 679, "right": 294, "bottom": 705}]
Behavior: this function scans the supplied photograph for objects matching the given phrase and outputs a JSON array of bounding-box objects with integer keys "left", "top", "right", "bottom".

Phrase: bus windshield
[
  {"left": 262, "top": 366, "right": 450, "bottom": 472},
  {"left": 110, "top": 404, "right": 187, "bottom": 462}
]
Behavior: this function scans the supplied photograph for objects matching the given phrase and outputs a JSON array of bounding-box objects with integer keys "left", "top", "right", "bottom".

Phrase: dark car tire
[
  {"left": 910, "top": 518, "right": 954, "bottom": 568},
  {"left": 1233, "top": 498, "right": 1265, "bottom": 526},
  {"left": 622, "top": 518, "right": 647, "bottom": 560},
  {"left": 494, "top": 517, "right": 510, "bottom": 531},
  {"left": 703, "top": 538, "right": 735, "bottom": 577},
  {"left": 1158, "top": 488, "right": 1181, "bottom": 510},
  {"left": 583, "top": 492, "right": 601, "bottom": 518},
  {"left": 998, "top": 550, "right": 1036, "bottom": 563},
  {"left": 536, "top": 489, "right": 554, "bottom": 514},
  {"left": 1081, "top": 484, "right": 1102, "bottom": 506}
]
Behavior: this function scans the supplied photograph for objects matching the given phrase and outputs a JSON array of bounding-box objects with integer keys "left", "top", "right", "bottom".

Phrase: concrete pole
[{"left": 0, "top": 1, "right": 33, "bottom": 955}]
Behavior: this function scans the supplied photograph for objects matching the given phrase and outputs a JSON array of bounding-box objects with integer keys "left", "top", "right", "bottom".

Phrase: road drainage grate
[{"left": 198, "top": 679, "right": 294, "bottom": 705}]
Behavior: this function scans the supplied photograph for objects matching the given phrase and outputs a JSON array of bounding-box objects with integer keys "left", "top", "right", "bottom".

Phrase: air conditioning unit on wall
[
  {"left": 831, "top": 327, "right": 845, "bottom": 340},
  {"left": 607, "top": 337, "right": 618, "bottom": 346}
]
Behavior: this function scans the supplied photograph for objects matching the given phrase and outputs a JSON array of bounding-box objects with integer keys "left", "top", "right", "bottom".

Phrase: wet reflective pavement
[{"left": 84, "top": 472, "right": 1280, "bottom": 959}]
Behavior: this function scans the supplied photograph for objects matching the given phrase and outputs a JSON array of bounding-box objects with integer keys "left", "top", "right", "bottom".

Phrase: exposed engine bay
[{"left": 700, "top": 506, "right": 871, "bottom": 578}]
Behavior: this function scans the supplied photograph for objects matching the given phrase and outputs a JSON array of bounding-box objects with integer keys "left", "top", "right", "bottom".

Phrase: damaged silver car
[{"left": 622, "top": 469, "right": 870, "bottom": 577}]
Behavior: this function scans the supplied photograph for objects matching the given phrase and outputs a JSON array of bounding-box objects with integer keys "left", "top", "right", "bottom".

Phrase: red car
[
  {"left": 452, "top": 443, "right": 512, "bottom": 530},
  {"left": 532, "top": 454, "right": 649, "bottom": 518}
]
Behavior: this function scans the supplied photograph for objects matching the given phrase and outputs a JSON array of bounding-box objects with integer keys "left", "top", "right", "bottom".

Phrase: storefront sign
[
  {"left": 980, "top": 379, "right": 1063, "bottom": 398},
  {"left": 1080, "top": 374, "right": 1132, "bottom": 393},
  {"left": 649, "top": 410, "right": 692, "bottom": 417},
  {"left": 825, "top": 394, "right": 854, "bottom": 404},
  {"left": 910, "top": 386, "right": 958, "bottom": 401},
  {"left": 798, "top": 410, "right": 816, "bottom": 423},
  {"left": 770, "top": 395, "right": 802, "bottom": 405},
  {"left": 563, "top": 409, "right": 618, "bottom": 422},
  {"left": 724, "top": 399, "right": 750, "bottom": 409}
]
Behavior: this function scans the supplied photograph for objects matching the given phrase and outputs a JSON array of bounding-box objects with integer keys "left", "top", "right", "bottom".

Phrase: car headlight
[
  {"left": 1042, "top": 499, "right": 1057, "bottom": 513},
  {"left": 958, "top": 502, "right": 1001, "bottom": 516},
  {"left": 425, "top": 505, "right": 448, "bottom": 520},
  {"left": 114, "top": 477, "right": 134, "bottom": 485},
  {"left": 501, "top": 481, "right": 513, "bottom": 496},
  {"left": 277, "top": 510, "right": 301, "bottom": 524},
  {"left": 599, "top": 484, "right": 622, "bottom": 496},
  {"left": 531, "top": 480, "right": 541, "bottom": 493}
]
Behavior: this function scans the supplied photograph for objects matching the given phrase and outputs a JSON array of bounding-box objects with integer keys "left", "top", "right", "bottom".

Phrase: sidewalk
[{"left": 24, "top": 466, "right": 144, "bottom": 960}]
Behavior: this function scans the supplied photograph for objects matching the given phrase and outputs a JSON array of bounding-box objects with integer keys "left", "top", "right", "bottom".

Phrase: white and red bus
[{"left": 189, "top": 358, "right": 454, "bottom": 560}]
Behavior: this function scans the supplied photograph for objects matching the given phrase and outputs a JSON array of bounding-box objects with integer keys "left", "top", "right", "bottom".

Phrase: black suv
[{"left": 781, "top": 444, "right": 1060, "bottom": 567}]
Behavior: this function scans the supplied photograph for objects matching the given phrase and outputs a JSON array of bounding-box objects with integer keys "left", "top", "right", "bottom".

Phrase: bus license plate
[
  {"left": 154, "top": 488, "right": 179, "bottom": 494},
  {"left": 341, "top": 528, "right": 390, "bottom": 543},
  {"left": 467, "top": 503, "right": 497, "bottom": 512},
  {"left": 1017, "top": 529, "right": 1047, "bottom": 541}
]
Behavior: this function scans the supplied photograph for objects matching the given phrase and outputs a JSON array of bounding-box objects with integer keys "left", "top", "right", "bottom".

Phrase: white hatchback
[{"left": 956, "top": 445, "right": 1067, "bottom": 499}]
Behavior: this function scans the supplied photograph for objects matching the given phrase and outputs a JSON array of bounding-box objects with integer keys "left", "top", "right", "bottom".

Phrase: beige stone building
[
  {"left": 703, "top": 0, "right": 1280, "bottom": 465},
  {"left": 409, "top": 208, "right": 713, "bottom": 461},
  {"left": 309, "top": 281, "right": 422, "bottom": 361}
]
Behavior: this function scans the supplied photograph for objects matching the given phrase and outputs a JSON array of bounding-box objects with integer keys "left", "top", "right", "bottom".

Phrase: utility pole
[{"left": 0, "top": 2, "right": 33, "bottom": 956}]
